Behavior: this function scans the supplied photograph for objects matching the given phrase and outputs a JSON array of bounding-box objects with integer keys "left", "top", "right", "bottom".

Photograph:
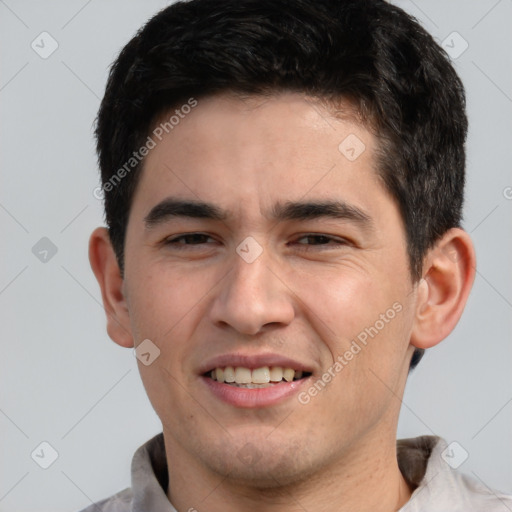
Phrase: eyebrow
[
  {"left": 144, "top": 199, "right": 227, "bottom": 228},
  {"left": 144, "top": 198, "right": 373, "bottom": 230}
]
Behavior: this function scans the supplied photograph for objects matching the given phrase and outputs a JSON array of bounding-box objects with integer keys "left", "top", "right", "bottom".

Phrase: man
[{"left": 85, "top": 0, "right": 511, "bottom": 510}]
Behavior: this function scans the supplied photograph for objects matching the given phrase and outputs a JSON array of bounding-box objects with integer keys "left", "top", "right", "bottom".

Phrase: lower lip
[{"left": 201, "top": 376, "right": 309, "bottom": 408}]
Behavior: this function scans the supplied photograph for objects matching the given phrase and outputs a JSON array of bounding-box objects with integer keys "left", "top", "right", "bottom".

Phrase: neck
[{"left": 164, "top": 428, "right": 413, "bottom": 512}]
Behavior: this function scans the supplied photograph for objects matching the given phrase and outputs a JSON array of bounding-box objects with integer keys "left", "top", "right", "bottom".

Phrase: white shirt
[{"left": 78, "top": 433, "right": 512, "bottom": 512}]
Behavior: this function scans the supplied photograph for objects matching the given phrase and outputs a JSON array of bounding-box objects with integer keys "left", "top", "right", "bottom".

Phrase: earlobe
[
  {"left": 410, "top": 228, "right": 476, "bottom": 350},
  {"left": 88, "top": 227, "right": 134, "bottom": 348}
]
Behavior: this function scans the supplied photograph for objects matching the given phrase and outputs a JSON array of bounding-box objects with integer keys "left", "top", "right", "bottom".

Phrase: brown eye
[
  {"left": 293, "top": 234, "right": 347, "bottom": 248},
  {"left": 164, "top": 233, "right": 217, "bottom": 248}
]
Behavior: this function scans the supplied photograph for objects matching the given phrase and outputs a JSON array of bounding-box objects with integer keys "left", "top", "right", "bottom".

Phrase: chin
[{"left": 201, "top": 435, "right": 320, "bottom": 489}]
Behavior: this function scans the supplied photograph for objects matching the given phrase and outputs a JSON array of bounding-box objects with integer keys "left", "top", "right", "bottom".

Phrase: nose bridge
[
  {"left": 210, "top": 242, "right": 294, "bottom": 334},
  {"left": 230, "top": 247, "right": 271, "bottom": 297}
]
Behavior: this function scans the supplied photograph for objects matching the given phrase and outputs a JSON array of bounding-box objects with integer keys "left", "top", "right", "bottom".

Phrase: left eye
[{"left": 164, "top": 233, "right": 216, "bottom": 246}]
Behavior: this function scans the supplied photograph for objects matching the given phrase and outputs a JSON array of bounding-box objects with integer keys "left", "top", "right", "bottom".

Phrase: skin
[{"left": 89, "top": 92, "right": 476, "bottom": 512}]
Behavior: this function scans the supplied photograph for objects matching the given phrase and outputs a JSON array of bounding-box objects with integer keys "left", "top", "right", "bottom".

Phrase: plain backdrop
[{"left": 1, "top": 1, "right": 511, "bottom": 511}]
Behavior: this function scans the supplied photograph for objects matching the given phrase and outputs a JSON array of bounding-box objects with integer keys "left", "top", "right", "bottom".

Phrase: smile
[
  {"left": 201, "top": 362, "right": 312, "bottom": 408},
  {"left": 207, "top": 366, "right": 310, "bottom": 388}
]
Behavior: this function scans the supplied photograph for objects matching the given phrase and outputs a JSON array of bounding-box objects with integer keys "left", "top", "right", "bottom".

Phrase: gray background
[{"left": 1, "top": 1, "right": 511, "bottom": 510}]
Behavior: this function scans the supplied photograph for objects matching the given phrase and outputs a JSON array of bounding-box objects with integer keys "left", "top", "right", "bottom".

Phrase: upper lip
[{"left": 199, "top": 353, "right": 314, "bottom": 375}]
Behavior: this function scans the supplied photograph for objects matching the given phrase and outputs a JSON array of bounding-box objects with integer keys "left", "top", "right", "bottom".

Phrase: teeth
[
  {"left": 252, "top": 366, "right": 270, "bottom": 384},
  {"left": 235, "top": 367, "right": 252, "bottom": 384},
  {"left": 269, "top": 366, "right": 283, "bottom": 382},
  {"left": 283, "top": 368, "right": 295, "bottom": 382},
  {"left": 224, "top": 366, "right": 235, "bottom": 383},
  {"left": 208, "top": 366, "right": 306, "bottom": 385}
]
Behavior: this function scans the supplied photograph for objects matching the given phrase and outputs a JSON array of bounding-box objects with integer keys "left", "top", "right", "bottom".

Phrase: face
[{"left": 122, "top": 92, "right": 418, "bottom": 486}]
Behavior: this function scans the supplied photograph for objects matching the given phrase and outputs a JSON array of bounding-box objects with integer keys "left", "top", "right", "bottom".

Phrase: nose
[{"left": 209, "top": 247, "right": 295, "bottom": 335}]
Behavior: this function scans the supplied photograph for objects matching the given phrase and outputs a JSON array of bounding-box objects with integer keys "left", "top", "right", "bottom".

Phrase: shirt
[{"left": 78, "top": 433, "right": 512, "bottom": 512}]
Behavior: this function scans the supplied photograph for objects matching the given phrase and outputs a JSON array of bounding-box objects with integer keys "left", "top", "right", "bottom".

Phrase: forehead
[{"left": 130, "top": 92, "right": 387, "bottom": 224}]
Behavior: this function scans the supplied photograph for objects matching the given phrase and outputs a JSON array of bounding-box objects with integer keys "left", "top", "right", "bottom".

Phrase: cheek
[
  {"left": 125, "top": 261, "right": 210, "bottom": 350},
  {"left": 291, "top": 263, "right": 412, "bottom": 380},
  {"left": 126, "top": 264, "right": 210, "bottom": 415},
  {"left": 290, "top": 265, "right": 387, "bottom": 347},
  {"left": 293, "top": 278, "right": 413, "bottom": 438}
]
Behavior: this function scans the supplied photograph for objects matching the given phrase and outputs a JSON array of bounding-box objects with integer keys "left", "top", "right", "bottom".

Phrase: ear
[
  {"left": 88, "top": 227, "right": 134, "bottom": 348},
  {"left": 410, "top": 228, "right": 476, "bottom": 349}
]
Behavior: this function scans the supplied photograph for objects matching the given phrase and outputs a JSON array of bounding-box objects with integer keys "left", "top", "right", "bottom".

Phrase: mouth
[
  {"left": 204, "top": 366, "right": 312, "bottom": 388},
  {"left": 199, "top": 354, "right": 314, "bottom": 408}
]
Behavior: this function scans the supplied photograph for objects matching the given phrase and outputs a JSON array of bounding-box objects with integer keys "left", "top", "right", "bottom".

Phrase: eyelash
[{"left": 163, "top": 233, "right": 348, "bottom": 250}]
